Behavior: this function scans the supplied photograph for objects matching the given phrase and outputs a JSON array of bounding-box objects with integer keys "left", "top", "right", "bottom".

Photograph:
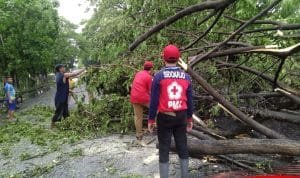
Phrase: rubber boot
[
  {"left": 180, "top": 159, "right": 189, "bottom": 178},
  {"left": 159, "top": 162, "right": 169, "bottom": 178}
]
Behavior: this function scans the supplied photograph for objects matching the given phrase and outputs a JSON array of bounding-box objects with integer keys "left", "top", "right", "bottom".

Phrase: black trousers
[
  {"left": 52, "top": 101, "right": 69, "bottom": 122},
  {"left": 157, "top": 110, "right": 189, "bottom": 163}
]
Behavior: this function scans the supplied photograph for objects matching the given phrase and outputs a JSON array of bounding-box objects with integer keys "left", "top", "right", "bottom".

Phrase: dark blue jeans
[
  {"left": 157, "top": 110, "right": 188, "bottom": 163},
  {"left": 52, "top": 101, "right": 69, "bottom": 122}
]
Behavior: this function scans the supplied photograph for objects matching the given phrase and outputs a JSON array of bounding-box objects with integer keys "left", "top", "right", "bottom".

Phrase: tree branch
[
  {"left": 248, "top": 42, "right": 300, "bottom": 57},
  {"left": 217, "top": 61, "right": 300, "bottom": 95},
  {"left": 187, "top": 43, "right": 300, "bottom": 62},
  {"left": 273, "top": 58, "right": 286, "bottom": 90},
  {"left": 183, "top": 64, "right": 286, "bottom": 138},
  {"left": 129, "top": 0, "right": 236, "bottom": 51},
  {"left": 183, "top": 9, "right": 225, "bottom": 50},
  {"left": 244, "top": 24, "right": 300, "bottom": 34},
  {"left": 190, "top": 0, "right": 283, "bottom": 66},
  {"left": 224, "top": 15, "right": 283, "bottom": 25}
]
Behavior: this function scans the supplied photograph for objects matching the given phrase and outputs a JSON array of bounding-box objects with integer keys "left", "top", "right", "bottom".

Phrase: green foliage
[
  {"left": 0, "top": 0, "right": 79, "bottom": 89},
  {"left": 59, "top": 94, "right": 134, "bottom": 134},
  {"left": 19, "top": 152, "right": 31, "bottom": 161},
  {"left": 79, "top": 0, "right": 299, "bottom": 123},
  {"left": 210, "top": 104, "right": 221, "bottom": 117},
  {"left": 0, "top": 106, "right": 84, "bottom": 157},
  {"left": 22, "top": 161, "right": 58, "bottom": 177},
  {"left": 86, "top": 64, "right": 133, "bottom": 96},
  {"left": 0, "top": 146, "right": 10, "bottom": 157},
  {"left": 255, "top": 160, "right": 273, "bottom": 172},
  {"left": 68, "top": 148, "right": 83, "bottom": 157}
]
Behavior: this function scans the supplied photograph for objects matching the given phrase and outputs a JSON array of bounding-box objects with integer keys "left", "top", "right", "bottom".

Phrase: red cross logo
[
  {"left": 171, "top": 85, "right": 178, "bottom": 95},
  {"left": 167, "top": 82, "right": 182, "bottom": 100}
]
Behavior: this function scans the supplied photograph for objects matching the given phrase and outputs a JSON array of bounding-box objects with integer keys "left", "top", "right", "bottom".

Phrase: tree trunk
[
  {"left": 275, "top": 88, "right": 300, "bottom": 105},
  {"left": 171, "top": 139, "right": 300, "bottom": 155},
  {"left": 188, "top": 129, "right": 214, "bottom": 140},
  {"left": 245, "top": 109, "right": 300, "bottom": 124}
]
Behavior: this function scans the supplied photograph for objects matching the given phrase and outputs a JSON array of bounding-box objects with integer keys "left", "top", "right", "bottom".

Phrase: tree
[
  {"left": 80, "top": 0, "right": 300, "bottom": 139},
  {"left": 0, "top": 0, "right": 80, "bottom": 89}
]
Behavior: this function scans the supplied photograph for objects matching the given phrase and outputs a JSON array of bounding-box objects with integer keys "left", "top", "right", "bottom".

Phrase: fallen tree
[
  {"left": 179, "top": 59, "right": 286, "bottom": 139},
  {"left": 127, "top": 1, "right": 300, "bottom": 171},
  {"left": 171, "top": 139, "right": 300, "bottom": 156},
  {"left": 245, "top": 109, "right": 300, "bottom": 124}
]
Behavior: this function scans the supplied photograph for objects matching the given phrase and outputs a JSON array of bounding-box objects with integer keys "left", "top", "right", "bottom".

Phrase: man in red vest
[
  {"left": 130, "top": 61, "right": 154, "bottom": 144},
  {"left": 148, "top": 45, "right": 193, "bottom": 178}
]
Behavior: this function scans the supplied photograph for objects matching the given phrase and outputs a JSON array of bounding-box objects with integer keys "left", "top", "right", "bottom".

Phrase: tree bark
[
  {"left": 193, "top": 125, "right": 228, "bottom": 139},
  {"left": 188, "top": 129, "right": 214, "bottom": 140},
  {"left": 245, "top": 109, "right": 300, "bottom": 124},
  {"left": 275, "top": 88, "right": 300, "bottom": 105},
  {"left": 171, "top": 139, "right": 300, "bottom": 155}
]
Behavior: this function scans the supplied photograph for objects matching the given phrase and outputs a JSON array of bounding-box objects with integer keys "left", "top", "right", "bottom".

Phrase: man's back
[
  {"left": 55, "top": 72, "right": 69, "bottom": 103},
  {"left": 130, "top": 70, "right": 152, "bottom": 104}
]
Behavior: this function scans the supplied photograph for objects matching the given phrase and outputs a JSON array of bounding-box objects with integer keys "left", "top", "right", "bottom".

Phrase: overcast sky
[{"left": 57, "top": 0, "right": 94, "bottom": 32}]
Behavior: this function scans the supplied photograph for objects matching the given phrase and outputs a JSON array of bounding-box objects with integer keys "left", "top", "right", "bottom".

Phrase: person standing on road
[
  {"left": 51, "top": 64, "right": 85, "bottom": 129},
  {"left": 148, "top": 45, "right": 193, "bottom": 178},
  {"left": 130, "top": 61, "right": 154, "bottom": 144},
  {"left": 4, "top": 77, "right": 16, "bottom": 121}
]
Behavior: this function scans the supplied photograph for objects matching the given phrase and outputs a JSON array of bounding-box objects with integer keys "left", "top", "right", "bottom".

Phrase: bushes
[{"left": 59, "top": 94, "right": 134, "bottom": 134}]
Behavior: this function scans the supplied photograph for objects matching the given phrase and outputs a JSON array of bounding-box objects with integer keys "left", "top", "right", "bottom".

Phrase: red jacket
[
  {"left": 148, "top": 67, "right": 193, "bottom": 122},
  {"left": 130, "top": 70, "right": 152, "bottom": 104}
]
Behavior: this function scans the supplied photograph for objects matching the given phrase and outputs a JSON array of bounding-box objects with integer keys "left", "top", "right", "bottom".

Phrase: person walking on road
[
  {"left": 130, "top": 61, "right": 154, "bottom": 144},
  {"left": 4, "top": 77, "right": 16, "bottom": 121},
  {"left": 148, "top": 45, "right": 193, "bottom": 178},
  {"left": 51, "top": 64, "right": 85, "bottom": 129}
]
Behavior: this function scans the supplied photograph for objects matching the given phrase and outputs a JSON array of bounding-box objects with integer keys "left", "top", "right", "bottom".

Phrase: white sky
[{"left": 57, "top": 0, "right": 94, "bottom": 33}]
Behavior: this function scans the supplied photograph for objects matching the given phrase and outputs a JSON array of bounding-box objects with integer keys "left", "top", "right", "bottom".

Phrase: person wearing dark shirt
[
  {"left": 148, "top": 45, "right": 193, "bottom": 178},
  {"left": 130, "top": 61, "right": 154, "bottom": 144},
  {"left": 51, "top": 64, "right": 85, "bottom": 129}
]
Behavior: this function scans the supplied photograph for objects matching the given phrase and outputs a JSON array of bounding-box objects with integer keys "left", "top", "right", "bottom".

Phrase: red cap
[
  {"left": 163, "top": 45, "right": 181, "bottom": 62},
  {"left": 144, "top": 61, "right": 153, "bottom": 68}
]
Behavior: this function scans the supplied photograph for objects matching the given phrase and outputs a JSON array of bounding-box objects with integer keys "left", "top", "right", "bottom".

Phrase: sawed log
[{"left": 171, "top": 139, "right": 300, "bottom": 156}]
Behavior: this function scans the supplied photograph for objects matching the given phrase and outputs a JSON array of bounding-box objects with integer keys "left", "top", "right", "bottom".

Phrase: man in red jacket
[
  {"left": 130, "top": 61, "right": 154, "bottom": 143},
  {"left": 148, "top": 45, "right": 193, "bottom": 178}
]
